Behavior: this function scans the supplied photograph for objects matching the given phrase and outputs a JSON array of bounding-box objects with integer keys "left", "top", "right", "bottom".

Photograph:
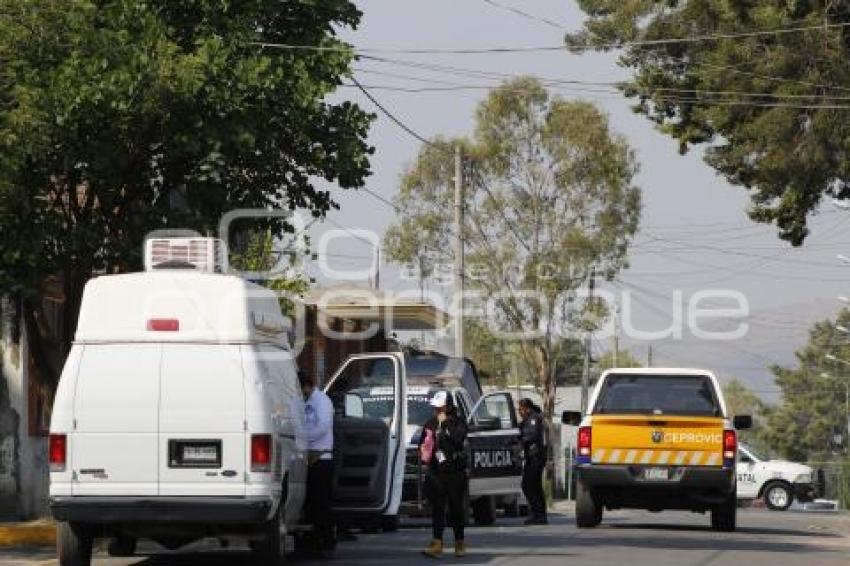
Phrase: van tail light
[
  {"left": 723, "top": 429, "right": 737, "bottom": 466},
  {"left": 49, "top": 434, "right": 67, "bottom": 472},
  {"left": 146, "top": 318, "right": 179, "bottom": 332},
  {"left": 251, "top": 434, "right": 272, "bottom": 472},
  {"left": 577, "top": 426, "right": 592, "bottom": 464}
]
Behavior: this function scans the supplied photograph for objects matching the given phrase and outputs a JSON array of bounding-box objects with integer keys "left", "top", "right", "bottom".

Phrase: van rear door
[
  {"left": 158, "top": 344, "right": 247, "bottom": 496},
  {"left": 325, "top": 353, "right": 406, "bottom": 515},
  {"left": 72, "top": 344, "right": 161, "bottom": 496}
]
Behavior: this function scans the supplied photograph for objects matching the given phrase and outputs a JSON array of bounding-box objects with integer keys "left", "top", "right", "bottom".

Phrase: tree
[
  {"left": 383, "top": 77, "right": 641, "bottom": 419},
  {"left": 722, "top": 378, "right": 771, "bottom": 455},
  {"left": 595, "top": 348, "right": 643, "bottom": 373},
  {"left": 0, "top": 1, "right": 373, "bottom": 388},
  {"left": 569, "top": 2, "right": 850, "bottom": 245},
  {"left": 761, "top": 313, "right": 850, "bottom": 462},
  {"left": 230, "top": 230, "right": 311, "bottom": 317}
]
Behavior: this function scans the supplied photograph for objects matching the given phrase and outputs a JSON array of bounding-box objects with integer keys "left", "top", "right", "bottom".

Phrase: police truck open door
[
  {"left": 324, "top": 353, "right": 407, "bottom": 520},
  {"left": 466, "top": 391, "right": 523, "bottom": 524}
]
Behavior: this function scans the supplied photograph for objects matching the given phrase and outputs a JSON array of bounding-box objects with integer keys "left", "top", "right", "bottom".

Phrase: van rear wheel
[
  {"left": 575, "top": 480, "right": 602, "bottom": 528},
  {"left": 57, "top": 522, "right": 93, "bottom": 566},
  {"left": 253, "top": 505, "right": 285, "bottom": 565}
]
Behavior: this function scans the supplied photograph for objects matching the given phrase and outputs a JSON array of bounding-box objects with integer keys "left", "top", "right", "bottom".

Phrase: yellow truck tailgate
[{"left": 591, "top": 415, "right": 724, "bottom": 467}]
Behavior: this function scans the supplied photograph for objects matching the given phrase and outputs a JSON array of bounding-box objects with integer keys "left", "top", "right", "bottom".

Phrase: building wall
[{"left": 0, "top": 300, "right": 48, "bottom": 519}]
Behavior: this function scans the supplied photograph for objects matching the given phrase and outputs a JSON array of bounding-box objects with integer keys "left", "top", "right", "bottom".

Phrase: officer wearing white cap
[{"left": 418, "top": 390, "right": 468, "bottom": 558}]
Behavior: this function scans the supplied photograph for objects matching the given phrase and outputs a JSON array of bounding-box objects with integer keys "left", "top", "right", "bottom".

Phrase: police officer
[
  {"left": 300, "top": 370, "right": 335, "bottom": 559},
  {"left": 519, "top": 398, "right": 548, "bottom": 525},
  {"left": 420, "top": 391, "right": 468, "bottom": 558}
]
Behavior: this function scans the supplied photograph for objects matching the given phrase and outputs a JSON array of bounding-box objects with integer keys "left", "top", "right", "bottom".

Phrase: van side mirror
[
  {"left": 733, "top": 415, "right": 753, "bottom": 430},
  {"left": 562, "top": 410, "right": 582, "bottom": 426},
  {"left": 344, "top": 394, "right": 364, "bottom": 419}
]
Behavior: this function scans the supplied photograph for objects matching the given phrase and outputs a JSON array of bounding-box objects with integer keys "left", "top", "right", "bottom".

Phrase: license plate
[
  {"left": 183, "top": 445, "right": 218, "bottom": 462},
  {"left": 643, "top": 467, "right": 670, "bottom": 481},
  {"left": 169, "top": 440, "right": 221, "bottom": 468}
]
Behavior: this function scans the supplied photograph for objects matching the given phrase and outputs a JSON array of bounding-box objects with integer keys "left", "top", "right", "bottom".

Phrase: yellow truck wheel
[
  {"left": 575, "top": 480, "right": 602, "bottom": 528},
  {"left": 711, "top": 492, "right": 737, "bottom": 532}
]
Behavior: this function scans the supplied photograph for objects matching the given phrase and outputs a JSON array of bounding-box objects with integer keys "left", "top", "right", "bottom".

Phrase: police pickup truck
[
  {"left": 563, "top": 368, "right": 752, "bottom": 531},
  {"left": 400, "top": 353, "right": 524, "bottom": 525},
  {"left": 736, "top": 444, "right": 822, "bottom": 510}
]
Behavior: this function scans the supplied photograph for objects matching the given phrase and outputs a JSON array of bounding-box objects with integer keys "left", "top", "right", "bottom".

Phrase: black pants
[
  {"left": 305, "top": 459, "right": 335, "bottom": 549},
  {"left": 522, "top": 455, "right": 547, "bottom": 519},
  {"left": 428, "top": 471, "right": 466, "bottom": 542}
]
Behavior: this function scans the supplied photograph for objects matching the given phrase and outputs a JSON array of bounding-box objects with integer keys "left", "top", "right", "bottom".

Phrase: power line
[
  {"left": 254, "top": 22, "right": 850, "bottom": 55},
  {"left": 361, "top": 186, "right": 400, "bottom": 211},
  {"left": 479, "top": 0, "right": 565, "bottom": 29},
  {"left": 342, "top": 83, "right": 850, "bottom": 110},
  {"left": 349, "top": 76, "right": 432, "bottom": 145},
  {"left": 355, "top": 63, "right": 850, "bottom": 102}
]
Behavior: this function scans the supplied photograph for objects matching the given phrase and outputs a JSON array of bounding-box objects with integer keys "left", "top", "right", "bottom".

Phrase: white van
[{"left": 48, "top": 238, "right": 306, "bottom": 566}]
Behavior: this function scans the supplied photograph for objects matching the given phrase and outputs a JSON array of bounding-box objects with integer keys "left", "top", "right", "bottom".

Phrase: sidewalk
[{"left": 0, "top": 520, "right": 55, "bottom": 549}]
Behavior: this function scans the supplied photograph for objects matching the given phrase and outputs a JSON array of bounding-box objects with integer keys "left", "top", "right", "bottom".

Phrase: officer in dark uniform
[
  {"left": 420, "top": 390, "right": 469, "bottom": 558},
  {"left": 518, "top": 398, "right": 547, "bottom": 525}
]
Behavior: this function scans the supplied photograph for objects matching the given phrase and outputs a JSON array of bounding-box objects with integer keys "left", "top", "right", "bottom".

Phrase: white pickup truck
[{"left": 736, "top": 444, "right": 821, "bottom": 510}]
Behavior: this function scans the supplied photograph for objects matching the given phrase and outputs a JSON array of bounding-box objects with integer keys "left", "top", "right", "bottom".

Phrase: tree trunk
[
  {"left": 535, "top": 343, "right": 556, "bottom": 421},
  {"left": 22, "top": 298, "right": 60, "bottom": 391}
]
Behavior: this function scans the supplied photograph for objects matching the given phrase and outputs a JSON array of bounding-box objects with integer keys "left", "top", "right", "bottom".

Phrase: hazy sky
[{"left": 306, "top": 1, "right": 850, "bottom": 396}]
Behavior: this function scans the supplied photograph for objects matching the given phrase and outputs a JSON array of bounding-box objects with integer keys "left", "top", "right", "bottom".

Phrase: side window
[
  {"left": 471, "top": 393, "right": 516, "bottom": 431},
  {"left": 327, "top": 357, "right": 397, "bottom": 427},
  {"left": 454, "top": 392, "right": 468, "bottom": 422},
  {"left": 738, "top": 450, "right": 752, "bottom": 464}
]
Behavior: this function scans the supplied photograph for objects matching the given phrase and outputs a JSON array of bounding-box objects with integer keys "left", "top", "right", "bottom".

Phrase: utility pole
[
  {"left": 647, "top": 344, "right": 653, "bottom": 368},
  {"left": 612, "top": 300, "right": 619, "bottom": 368},
  {"left": 580, "top": 271, "right": 595, "bottom": 414},
  {"left": 453, "top": 145, "right": 465, "bottom": 358},
  {"left": 373, "top": 246, "right": 380, "bottom": 290}
]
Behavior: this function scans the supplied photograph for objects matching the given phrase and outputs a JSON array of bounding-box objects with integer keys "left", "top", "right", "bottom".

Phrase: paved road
[{"left": 4, "top": 508, "right": 849, "bottom": 566}]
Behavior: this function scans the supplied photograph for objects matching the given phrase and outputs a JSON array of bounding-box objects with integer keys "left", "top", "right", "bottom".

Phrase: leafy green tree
[
  {"left": 0, "top": 0, "right": 373, "bottom": 387},
  {"left": 569, "top": 1, "right": 850, "bottom": 245},
  {"left": 595, "top": 348, "right": 643, "bottom": 372},
  {"left": 762, "top": 313, "right": 850, "bottom": 462},
  {"left": 722, "top": 378, "right": 772, "bottom": 455},
  {"left": 383, "top": 77, "right": 641, "bottom": 418},
  {"left": 230, "top": 230, "right": 311, "bottom": 316}
]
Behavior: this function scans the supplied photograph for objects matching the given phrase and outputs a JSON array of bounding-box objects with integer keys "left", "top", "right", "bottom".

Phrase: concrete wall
[{"left": 0, "top": 300, "right": 48, "bottom": 519}]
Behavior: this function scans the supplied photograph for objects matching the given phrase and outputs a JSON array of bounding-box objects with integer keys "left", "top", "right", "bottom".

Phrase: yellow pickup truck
[{"left": 563, "top": 368, "right": 752, "bottom": 531}]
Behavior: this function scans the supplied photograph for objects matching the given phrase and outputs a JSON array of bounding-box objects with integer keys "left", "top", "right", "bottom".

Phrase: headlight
[{"left": 794, "top": 473, "right": 812, "bottom": 484}]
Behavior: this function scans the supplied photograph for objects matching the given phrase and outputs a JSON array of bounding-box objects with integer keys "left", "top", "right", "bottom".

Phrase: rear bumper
[
  {"left": 50, "top": 496, "right": 272, "bottom": 525},
  {"left": 577, "top": 465, "right": 735, "bottom": 510}
]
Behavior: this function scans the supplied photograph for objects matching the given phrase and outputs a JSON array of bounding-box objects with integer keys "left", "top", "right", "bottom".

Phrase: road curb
[{"left": 0, "top": 520, "right": 56, "bottom": 549}]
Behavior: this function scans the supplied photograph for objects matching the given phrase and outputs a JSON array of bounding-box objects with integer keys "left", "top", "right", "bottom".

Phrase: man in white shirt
[{"left": 300, "top": 370, "right": 335, "bottom": 558}]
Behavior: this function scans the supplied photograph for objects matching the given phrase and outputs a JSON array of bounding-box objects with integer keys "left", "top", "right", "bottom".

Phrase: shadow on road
[{"left": 604, "top": 522, "right": 844, "bottom": 539}]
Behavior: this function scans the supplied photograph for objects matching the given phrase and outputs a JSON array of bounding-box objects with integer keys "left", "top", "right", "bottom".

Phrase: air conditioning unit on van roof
[{"left": 144, "top": 237, "right": 228, "bottom": 273}]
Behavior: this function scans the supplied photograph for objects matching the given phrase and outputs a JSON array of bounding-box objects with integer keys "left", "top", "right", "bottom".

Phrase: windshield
[
  {"left": 408, "top": 396, "right": 434, "bottom": 426},
  {"left": 594, "top": 374, "right": 721, "bottom": 417}
]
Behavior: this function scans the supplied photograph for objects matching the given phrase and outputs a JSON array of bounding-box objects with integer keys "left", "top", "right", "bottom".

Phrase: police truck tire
[
  {"left": 711, "top": 492, "right": 737, "bottom": 532},
  {"left": 107, "top": 536, "right": 136, "bottom": 557},
  {"left": 472, "top": 496, "right": 497, "bottom": 525},
  {"left": 764, "top": 482, "right": 794, "bottom": 511},
  {"left": 380, "top": 514, "right": 400, "bottom": 532},
  {"left": 253, "top": 504, "right": 284, "bottom": 565},
  {"left": 57, "top": 522, "right": 93, "bottom": 566},
  {"left": 575, "top": 480, "right": 602, "bottom": 528}
]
